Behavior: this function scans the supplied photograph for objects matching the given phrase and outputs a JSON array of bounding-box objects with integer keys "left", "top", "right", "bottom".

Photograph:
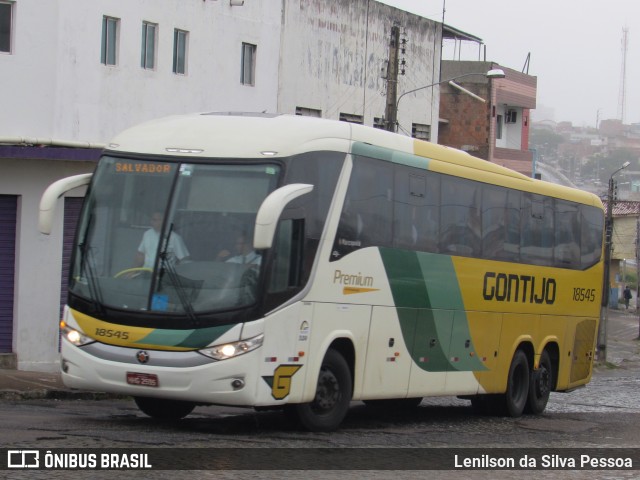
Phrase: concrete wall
[
  {"left": 0, "top": 155, "right": 95, "bottom": 371},
  {"left": 3, "top": 0, "right": 282, "bottom": 143},
  {"left": 612, "top": 216, "right": 637, "bottom": 260},
  {"left": 278, "top": 0, "right": 442, "bottom": 138}
]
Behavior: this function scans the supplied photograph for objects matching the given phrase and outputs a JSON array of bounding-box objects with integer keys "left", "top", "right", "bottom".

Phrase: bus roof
[{"left": 106, "top": 112, "right": 603, "bottom": 209}]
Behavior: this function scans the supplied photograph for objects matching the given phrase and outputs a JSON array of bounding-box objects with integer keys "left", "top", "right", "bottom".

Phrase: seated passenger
[{"left": 217, "top": 234, "right": 261, "bottom": 266}]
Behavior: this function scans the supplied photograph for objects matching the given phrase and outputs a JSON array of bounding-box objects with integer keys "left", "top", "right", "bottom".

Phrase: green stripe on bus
[
  {"left": 352, "top": 142, "right": 430, "bottom": 170},
  {"left": 379, "top": 248, "right": 486, "bottom": 372},
  {"left": 138, "top": 324, "right": 235, "bottom": 349}
]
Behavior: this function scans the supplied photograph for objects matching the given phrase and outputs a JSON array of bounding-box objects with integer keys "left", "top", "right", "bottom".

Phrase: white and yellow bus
[{"left": 40, "top": 113, "right": 604, "bottom": 431}]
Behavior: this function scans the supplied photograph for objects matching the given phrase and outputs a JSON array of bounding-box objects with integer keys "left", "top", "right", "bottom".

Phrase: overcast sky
[{"left": 378, "top": 0, "right": 639, "bottom": 127}]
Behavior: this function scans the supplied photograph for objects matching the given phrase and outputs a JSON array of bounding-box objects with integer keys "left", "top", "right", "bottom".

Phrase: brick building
[{"left": 438, "top": 60, "right": 537, "bottom": 176}]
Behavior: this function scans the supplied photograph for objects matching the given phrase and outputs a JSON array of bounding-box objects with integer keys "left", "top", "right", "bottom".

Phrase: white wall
[
  {"left": 278, "top": 0, "right": 441, "bottom": 139},
  {"left": 2, "top": 0, "right": 282, "bottom": 143},
  {"left": 496, "top": 105, "right": 523, "bottom": 150},
  {"left": 0, "top": 157, "right": 95, "bottom": 371}
]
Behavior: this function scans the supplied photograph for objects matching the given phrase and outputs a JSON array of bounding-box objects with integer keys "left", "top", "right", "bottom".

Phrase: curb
[{"left": 0, "top": 389, "right": 129, "bottom": 401}]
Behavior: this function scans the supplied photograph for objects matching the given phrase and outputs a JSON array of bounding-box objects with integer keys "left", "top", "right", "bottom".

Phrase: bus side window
[
  {"left": 580, "top": 205, "right": 604, "bottom": 269},
  {"left": 439, "top": 176, "right": 480, "bottom": 257},
  {"left": 332, "top": 157, "right": 392, "bottom": 259},
  {"left": 392, "top": 168, "right": 439, "bottom": 253},
  {"left": 521, "top": 194, "right": 554, "bottom": 267},
  {"left": 554, "top": 200, "right": 580, "bottom": 268},
  {"left": 481, "top": 186, "right": 507, "bottom": 260}
]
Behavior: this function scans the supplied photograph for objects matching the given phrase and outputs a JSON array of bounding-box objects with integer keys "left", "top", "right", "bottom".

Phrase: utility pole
[
  {"left": 598, "top": 178, "right": 615, "bottom": 362},
  {"left": 384, "top": 25, "right": 400, "bottom": 132},
  {"left": 599, "top": 161, "right": 631, "bottom": 361}
]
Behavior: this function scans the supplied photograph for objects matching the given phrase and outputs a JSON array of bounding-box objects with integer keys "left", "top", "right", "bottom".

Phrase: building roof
[
  {"left": 442, "top": 24, "right": 483, "bottom": 43},
  {"left": 603, "top": 200, "right": 640, "bottom": 216}
]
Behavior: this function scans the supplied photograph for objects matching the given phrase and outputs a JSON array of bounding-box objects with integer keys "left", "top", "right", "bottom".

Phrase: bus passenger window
[
  {"left": 332, "top": 157, "right": 392, "bottom": 259},
  {"left": 392, "top": 169, "right": 439, "bottom": 253},
  {"left": 554, "top": 200, "right": 580, "bottom": 267},
  {"left": 580, "top": 205, "right": 603, "bottom": 269},
  {"left": 440, "top": 176, "right": 480, "bottom": 257}
]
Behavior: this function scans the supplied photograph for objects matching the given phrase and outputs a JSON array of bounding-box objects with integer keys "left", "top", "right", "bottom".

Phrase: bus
[{"left": 39, "top": 112, "right": 604, "bottom": 431}]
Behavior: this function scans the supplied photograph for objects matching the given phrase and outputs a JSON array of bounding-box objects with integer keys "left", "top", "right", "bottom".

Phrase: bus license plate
[{"left": 126, "top": 372, "right": 159, "bottom": 387}]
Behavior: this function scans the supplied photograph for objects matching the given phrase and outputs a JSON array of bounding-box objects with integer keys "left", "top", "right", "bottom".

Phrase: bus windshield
[{"left": 70, "top": 156, "right": 281, "bottom": 316}]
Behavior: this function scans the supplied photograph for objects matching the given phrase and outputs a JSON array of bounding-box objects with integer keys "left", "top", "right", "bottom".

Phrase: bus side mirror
[
  {"left": 254, "top": 183, "right": 313, "bottom": 249},
  {"left": 39, "top": 173, "right": 93, "bottom": 234}
]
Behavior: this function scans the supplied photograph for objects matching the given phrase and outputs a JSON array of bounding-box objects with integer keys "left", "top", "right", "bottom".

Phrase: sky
[{"left": 379, "top": 0, "right": 640, "bottom": 127}]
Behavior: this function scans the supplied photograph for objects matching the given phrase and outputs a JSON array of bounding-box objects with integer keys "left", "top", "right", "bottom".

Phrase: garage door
[
  {"left": 59, "top": 197, "right": 84, "bottom": 327},
  {"left": 0, "top": 195, "right": 17, "bottom": 353}
]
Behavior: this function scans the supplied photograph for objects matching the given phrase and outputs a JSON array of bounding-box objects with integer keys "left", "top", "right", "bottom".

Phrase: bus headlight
[
  {"left": 60, "top": 321, "right": 94, "bottom": 346},
  {"left": 199, "top": 334, "right": 264, "bottom": 361}
]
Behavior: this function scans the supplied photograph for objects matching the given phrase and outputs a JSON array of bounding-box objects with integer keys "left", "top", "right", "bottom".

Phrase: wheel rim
[
  {"left": 311, "top": 366, "right": 341, "bottom": 414},
  {"left": 534, "top": 365, "right": 551, "bottom": 398}
]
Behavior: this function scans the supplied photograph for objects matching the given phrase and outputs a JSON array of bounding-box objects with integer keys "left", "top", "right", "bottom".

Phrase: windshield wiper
[
  {"left": 77, "top": 213, "right": 105, "bottom": 315},
  {"left": 157, "top": 224, "right": 200, "bottom": 327}
]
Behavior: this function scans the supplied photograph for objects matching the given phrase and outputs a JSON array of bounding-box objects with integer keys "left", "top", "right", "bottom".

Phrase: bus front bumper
[{"left": 59, "top": 338, "right": 264, "bottom": 406}]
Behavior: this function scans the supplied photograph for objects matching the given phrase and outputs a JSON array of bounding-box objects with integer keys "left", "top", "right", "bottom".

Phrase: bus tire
[
  {"left": 526, "top": 350, "right": 553, "bottom": 415},
  {"left": 134, "top": 396, "right": 195, "bottom": 420},
  {"left": 502, "top": 349, "right": 530, "bottom": 417},
  {"left": 290, "top": 348, "right": 352, "bottom": 432}
]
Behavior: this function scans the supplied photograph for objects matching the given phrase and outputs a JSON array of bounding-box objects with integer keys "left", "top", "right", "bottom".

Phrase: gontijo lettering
[{"left": 483, "top": 272, "right": 556, "bottom": 304}]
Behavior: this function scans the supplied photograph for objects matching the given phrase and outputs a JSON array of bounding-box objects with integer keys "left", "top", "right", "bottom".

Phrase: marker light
[{"left": 199, "top": 334, "right": 264, "bottom": 361}]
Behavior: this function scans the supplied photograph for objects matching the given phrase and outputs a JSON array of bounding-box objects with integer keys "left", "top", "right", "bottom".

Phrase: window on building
[
  {"left": 412, "top": 123, "right": 431, "bottom": 141},
  {"left": 496, "top": 114, "right": 503, "bottom": 140},
  {"left": 173, "top": 29, "right": 188, "bottom": 74},
  {"left": 373, "top": 117, "right": 385, "bottom": 129},
  {"left": 0, "top": 2, "right": 13, "bottom": 54},
  {"left": 295, "top": 107, "right": 321, "bottom": 117},
  {"left": 339, "top": 113, "right": 364, "bottom": 124},
  {"left": 101, "top": 16, "right": 119, "bottom": 66},
  {"left": 141, "top": 22, "right": 157, "bottom": 70},
  {"left": 241, "top": 42, "right": 256, "bottom": 85}
]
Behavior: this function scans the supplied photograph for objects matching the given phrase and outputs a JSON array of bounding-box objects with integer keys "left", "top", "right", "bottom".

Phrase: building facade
[
  {"left": 0, "top": 0, "right": 444, "bottom": 371},
  {"left": 438, "top": 60, "right": 537, "bottom": 176},
  {"left": 278, "top": 0, "right": 443, "bottom": 139}
]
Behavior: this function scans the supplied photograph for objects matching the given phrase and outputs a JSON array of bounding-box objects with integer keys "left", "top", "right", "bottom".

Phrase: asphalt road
[{"left": 1, "top": 309, "right": 639, "bottom": 479}]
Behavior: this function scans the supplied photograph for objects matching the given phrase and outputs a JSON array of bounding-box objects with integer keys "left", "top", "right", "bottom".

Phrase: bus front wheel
[
  {"left": 287, "top": 348, "right": 352, "bottom": 432},
  {"left": 134, "top": 396, "right": 196, "bottom": 420}
]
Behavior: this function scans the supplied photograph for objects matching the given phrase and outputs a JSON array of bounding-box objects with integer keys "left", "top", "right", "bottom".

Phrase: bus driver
[{"left": 135, "top": 211, "right": 190, "bottom": 269}]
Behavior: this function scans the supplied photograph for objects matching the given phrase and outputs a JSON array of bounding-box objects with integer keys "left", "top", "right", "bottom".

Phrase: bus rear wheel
[
  {"left": 134, "top": 397, "right": 196, "bottom": 420},
  {"left": 502, "top": 349, "right": 530, "bottom": 417},
  {"left": 526, "top": 350, "right": 553, "bottom": 414},
  {"left": 288, "top": 348, "right": 352, "bottom": 432}
]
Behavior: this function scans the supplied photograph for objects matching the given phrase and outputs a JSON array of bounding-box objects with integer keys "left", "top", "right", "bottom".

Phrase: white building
[{"left": 0, "top": 0, "right": 442, "bottom": 371}]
